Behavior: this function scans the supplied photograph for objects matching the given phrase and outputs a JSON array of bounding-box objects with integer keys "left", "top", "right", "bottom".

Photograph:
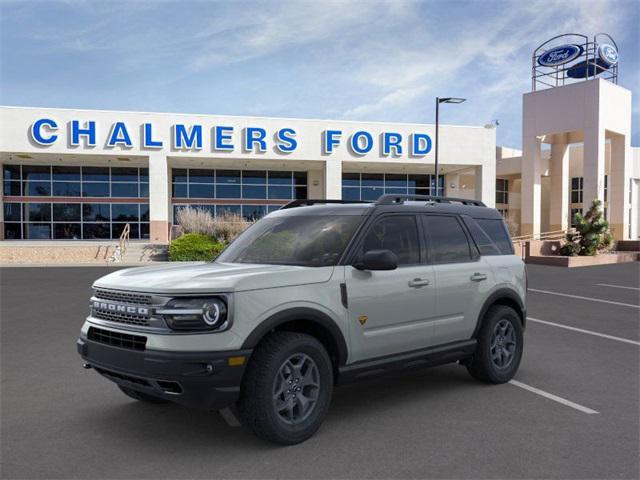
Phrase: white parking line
[
  {"left": 529, "top": 288, "right": 640, "bottom": 309},
  {"left": 527, "top": 317, "right": 640, "bottom": 346},
  {"left": 509, "top": 380, "right": 599, "bottom": 415},
  {"left": 596, "top": 283, "right": 640, "bottom": 291}
]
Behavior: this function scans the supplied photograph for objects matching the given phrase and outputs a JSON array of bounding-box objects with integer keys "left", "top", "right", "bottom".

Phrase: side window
[
  {"left": 423, "top": 215, "right": 472, "bottom": 264},
  {"left": 476, "top": 219, "right": 514, "bottom": 255},
  {"left": 360, "top": 215, "right": 420, "bottom": 265},
  {"left": 463, "top": 217, "right": 501, "bottom": 256}
]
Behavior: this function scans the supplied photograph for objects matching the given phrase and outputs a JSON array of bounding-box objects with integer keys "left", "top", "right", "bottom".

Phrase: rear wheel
[
  {"left": 466, "top": 305, "right": 523, "bottom": 384},
  {"left": 237, "top": 331, "right": 333, "bottom": 445},
  {"left": 118, "top": 385, "right": 170, "bottom": 404}
]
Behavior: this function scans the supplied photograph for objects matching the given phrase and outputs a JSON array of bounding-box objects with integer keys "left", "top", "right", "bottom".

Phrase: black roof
[{"left": 274, "top": 195, "right": 503, "bottom": 220}]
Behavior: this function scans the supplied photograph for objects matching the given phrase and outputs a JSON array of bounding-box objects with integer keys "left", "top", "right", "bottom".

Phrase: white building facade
[{"left": 0, "top": 106, "right": 496, "bottom": 243}]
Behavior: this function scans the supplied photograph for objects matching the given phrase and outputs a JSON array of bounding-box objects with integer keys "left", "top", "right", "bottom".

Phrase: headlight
[{"left": 157, "top": 297, "right": 229, "bottom": 332}]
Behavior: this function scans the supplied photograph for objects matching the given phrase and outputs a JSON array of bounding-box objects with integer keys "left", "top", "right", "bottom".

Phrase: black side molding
[
  {"left": 336, "top": 339, "right": 477, "bottom": 385},
  {"left": 340, "top": 283, "right": 348, "bottom": 309}
]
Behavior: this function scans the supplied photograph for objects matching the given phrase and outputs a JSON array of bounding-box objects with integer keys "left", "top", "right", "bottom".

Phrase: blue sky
[{"left": 1, "top": 0, "right": 638, "bottom": 148}]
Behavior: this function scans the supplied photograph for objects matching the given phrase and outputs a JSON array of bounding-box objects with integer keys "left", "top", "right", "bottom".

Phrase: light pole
[{"left": 435, "top": 97, "right": 466, "bottom": 196}]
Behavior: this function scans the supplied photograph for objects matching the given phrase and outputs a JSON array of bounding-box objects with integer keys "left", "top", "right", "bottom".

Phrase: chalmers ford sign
[{"left": 29, "top": 118, "right": 434, "bottom": 157}]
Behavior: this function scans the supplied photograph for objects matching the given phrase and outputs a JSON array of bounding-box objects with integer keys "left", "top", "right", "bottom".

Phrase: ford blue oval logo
[
  {"left": 538, "top": 44, "right": 583, "bottom": 67},
  {"left": 598, "top": 44, "right": 618, "bottom": 66}
]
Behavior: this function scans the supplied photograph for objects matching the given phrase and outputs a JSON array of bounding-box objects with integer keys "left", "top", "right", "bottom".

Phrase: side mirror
[{"left": 354, "top": 249, "right": 398, "bottom": 271}]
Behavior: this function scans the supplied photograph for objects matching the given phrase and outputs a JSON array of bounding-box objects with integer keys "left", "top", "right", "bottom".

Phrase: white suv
[{"left": 78, "top": 195, "right": 526, "bottom": 445}]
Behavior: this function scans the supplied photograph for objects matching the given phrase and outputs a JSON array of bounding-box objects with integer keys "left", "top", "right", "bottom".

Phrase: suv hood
[{"left": 93, "top": 262, "right": 335, "bottom": 294}]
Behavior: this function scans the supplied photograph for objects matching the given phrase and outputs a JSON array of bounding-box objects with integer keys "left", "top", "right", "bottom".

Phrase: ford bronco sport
[{"left": 77, "top": 194, "right": 526, "bottom": 445}]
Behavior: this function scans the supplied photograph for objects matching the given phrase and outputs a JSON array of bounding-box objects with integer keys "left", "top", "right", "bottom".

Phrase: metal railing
[
  {"left": 512, "top": 228, "right": 572, "bottom": 243},
  {"left": 511, "top": 228, "right": 575, "bottom": 258},
  {"left": 118, "top": 223, "right": 131, "bottom": 256},
  {"left": 108, "top": 223, "right": 131, "bottom": 263}
]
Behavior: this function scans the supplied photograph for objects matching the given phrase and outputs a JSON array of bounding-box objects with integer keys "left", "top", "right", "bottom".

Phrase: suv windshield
[{"left": 217, "top": 215, "right": 363, "bottom": 267}]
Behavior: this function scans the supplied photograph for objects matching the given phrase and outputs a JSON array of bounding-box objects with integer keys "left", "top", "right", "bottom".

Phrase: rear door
[
  {"left": 421, "top": 214, "right": 493, "bottom": 345},
  {"left": 345, "top": 214, "right": 437, "bottom": 362}
]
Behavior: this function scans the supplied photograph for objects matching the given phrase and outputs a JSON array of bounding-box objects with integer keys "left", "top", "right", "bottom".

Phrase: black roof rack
[
  {"left": 281, "top": 199, "right": 371, "bottom": 209},
  {"left": 375, "top": 194, "right": 486, "bottom": 207}
]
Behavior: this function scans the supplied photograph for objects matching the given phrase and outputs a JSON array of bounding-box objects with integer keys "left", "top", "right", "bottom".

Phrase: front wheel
[
  {"left": 237, "top": 332, "right": 334, "bottom": 445},
  {"left": 466, "top": 305, "right": 523, "bottom": 384}
]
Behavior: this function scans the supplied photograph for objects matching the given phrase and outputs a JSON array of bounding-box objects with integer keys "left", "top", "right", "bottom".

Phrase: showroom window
[
  {"left": 341, "top": 173, "right": 444, "bottom": 201},
  {"left": 496, "top": 179, "right": 509, "bottom": 204},
  {"left": 570, "top": 177, "right": 583, "bottom": 204},
  {"left": 2, "top": 164, "right": 149, "bottom": 240},
  {"left": 171, "top": 168, "right": 307, "bottom": 222}
]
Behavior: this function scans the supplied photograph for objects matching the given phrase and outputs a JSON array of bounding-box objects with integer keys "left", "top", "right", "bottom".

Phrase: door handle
[
  {"left": 408, "top": 278, "right": 431, "bottom": 288},
  {"left": 470, "top": 273, "right": 488, "bottom": 282}
]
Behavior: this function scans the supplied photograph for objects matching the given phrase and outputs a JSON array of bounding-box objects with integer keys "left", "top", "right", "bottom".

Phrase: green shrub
[
  {"left": 169, "top": 233, "right": 226, "bottom": 262},
  {"left": 560, "top": 199, "right": 613, "bottom": 256}
]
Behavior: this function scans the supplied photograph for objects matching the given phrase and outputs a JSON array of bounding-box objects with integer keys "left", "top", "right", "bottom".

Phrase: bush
[
  {"left": 560, "top": 199, "right": 614, "bottom": 256},
  {"left": 176, "top": 207, "right": 252, "bottom": 243},
  {"left": 211, "top": 211, "right": 254, "bottom": 243},
  {"left": 176, "top": 207, "right": 216, "bottom": 236},
  {"left": 168, "top": 233, "right": 226, "bottom": 262}
]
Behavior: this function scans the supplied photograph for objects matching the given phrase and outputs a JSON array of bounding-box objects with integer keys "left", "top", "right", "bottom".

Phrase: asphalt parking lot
[{"left": 1, "top": 263, "right": 639, "bottom": 479}]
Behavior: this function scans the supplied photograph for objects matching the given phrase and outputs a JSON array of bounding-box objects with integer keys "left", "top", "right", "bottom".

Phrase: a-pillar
[
  {"left": 609, "top": 133, "right": 631, "bottom": 240},
  {"left": 324, "top": 159, "right": 342, "bottom": 200},
  {"left": 148, "top": 153, "right": 171, "bottom": 244},
  {"left": 549, "top": 135, "right": 570, "bottom": 232},
  {"left": 474, "top": 163, "right": 496, "bottom": 208},
  {"left": 521, "top": 135, "right": 543, "bottom": 237},
  {"left": 582, "top": 126, "right": 606, "bottom": 211}
]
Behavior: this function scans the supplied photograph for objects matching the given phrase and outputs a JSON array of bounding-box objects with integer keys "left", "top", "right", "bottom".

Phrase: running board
[{"left": 336, "top": 339, "right": 477, "bottom": 385}]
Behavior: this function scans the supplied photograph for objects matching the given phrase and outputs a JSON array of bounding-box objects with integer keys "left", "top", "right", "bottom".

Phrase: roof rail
[
  {"left": 375, "top": 194, "right": 486, "bottom": 207},
  {"left": 281, "top": 199, "right": 371, "bottom": 209}
]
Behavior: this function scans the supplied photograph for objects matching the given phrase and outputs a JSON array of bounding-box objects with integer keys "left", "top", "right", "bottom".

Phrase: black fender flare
[
  {"left": 472, "top": 288, "right": 526, "bottom": 338},
  {"left": 241, "top": 307, "right": 349, "bottom": 366}
]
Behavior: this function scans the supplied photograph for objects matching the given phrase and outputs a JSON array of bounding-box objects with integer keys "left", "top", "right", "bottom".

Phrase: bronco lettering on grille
[{"left": 91, "top": 300, "right": 149, "bottom": 316}]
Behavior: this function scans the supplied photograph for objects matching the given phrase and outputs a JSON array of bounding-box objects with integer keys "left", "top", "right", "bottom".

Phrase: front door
[{"left": 345, "top": 214, "right": 437, "bottom": 363}]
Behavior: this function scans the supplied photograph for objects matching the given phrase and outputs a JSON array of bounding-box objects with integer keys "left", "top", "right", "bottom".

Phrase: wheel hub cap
[
  {"left": 272, "top": 353, "right": 320, "bottom": 425},
  {"left": 490, "top": 319, "right": 516, "bottom": 369}
]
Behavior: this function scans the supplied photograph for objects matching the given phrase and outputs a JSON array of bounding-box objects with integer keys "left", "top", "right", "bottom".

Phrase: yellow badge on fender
[{"left": 358, "top": 315, "right": 368, "bottom": 326}]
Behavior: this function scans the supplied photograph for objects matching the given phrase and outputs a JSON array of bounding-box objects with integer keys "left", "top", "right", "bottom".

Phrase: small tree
[{"left": 560, "top": 199, "right": 613, "bottom": 256}]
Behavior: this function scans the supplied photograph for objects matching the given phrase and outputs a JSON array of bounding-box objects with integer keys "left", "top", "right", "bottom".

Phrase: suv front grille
[
  {"left": 88, "top": 327, "right": 147, "bottom": 351},
  {"left": 94, "top": 289, "right": 152, "bottom": 305},
  {"left": 92, "top": 310, "right": 151, "bottom": 326}
]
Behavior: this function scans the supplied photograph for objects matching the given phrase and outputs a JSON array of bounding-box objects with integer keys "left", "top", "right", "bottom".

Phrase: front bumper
[{"left": 77, "top": 337, "right": 252, "bottom": 410}]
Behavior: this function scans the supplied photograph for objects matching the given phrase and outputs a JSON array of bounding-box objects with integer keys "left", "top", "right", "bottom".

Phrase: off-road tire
[
  {"left": 118, "top": 385, "right": 170, "bottom": 404},
  {"left": 237, "top": 331, "right": 334, "bottom": 445},
  {"left": 466, "top": 305, "right": 523, "bottom": 384}
]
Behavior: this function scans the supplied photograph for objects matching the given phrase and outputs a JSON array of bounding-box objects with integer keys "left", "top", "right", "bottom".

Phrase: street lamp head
[{"left": 438, "top": 97, "right": 466, "bottom": 104}]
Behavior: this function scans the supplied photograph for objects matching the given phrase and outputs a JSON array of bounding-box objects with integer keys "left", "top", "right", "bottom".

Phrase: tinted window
[
  {"left": 423, "top": 215, "right": 471, "bottom": 263},
  {"left": 361, "top": 216, "right": 420, "bottom": 265},
  {"left": 218, "top": 215, "right": 362, "bottom": 266},
  {"left": 463, "top": 217, "right": 500, "bottom": 255},
  {"left": 268, "top": 171, "right": 292, "bottom": 185},
  {"left": 111, "top": 168, "right": 139, "bottom": 182},
  {"left": 22, "top": 165, "right": 50, "bottom": 181},
  {"left": 53, "top": 204, "right": 81, "bottom": 221},
  {"left": 476, "top": 219, "right": 514, "bottom": 255},
  {"left": 52, "top": 166, "right": 80, "bottom": 181}
]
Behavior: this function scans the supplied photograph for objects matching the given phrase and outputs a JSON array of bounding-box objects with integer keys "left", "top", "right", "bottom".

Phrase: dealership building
[
  {"left": 0, "top": 34, "right": 638, "bottom": 245},
  {"left": 0, "top": 107, "right": 497, "bottom": 243}
]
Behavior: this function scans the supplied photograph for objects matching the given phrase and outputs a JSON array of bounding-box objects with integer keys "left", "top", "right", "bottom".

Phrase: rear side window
[
  {"left": 463, "top": 218, "right": 501, "bottom": 256},
  {"left": 476, "top": 219, "right": 514, "bottom": 255},
  {"left": 422, "top": 215, "right": 472, "bottom": 264},
  {"left": 360, "top": 215, "right": 420, "bottom": 265}
]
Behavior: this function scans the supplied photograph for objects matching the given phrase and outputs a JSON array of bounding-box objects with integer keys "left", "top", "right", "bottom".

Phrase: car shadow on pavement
[{"left": 82, "top": 363, "right": 484, "bottom": 451}]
